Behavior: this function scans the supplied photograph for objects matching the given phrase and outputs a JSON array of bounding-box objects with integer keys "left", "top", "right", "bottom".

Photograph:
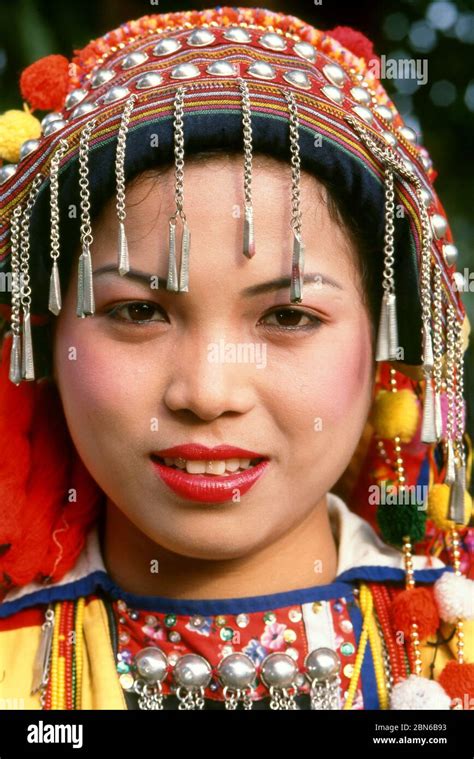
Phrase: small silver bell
[
  {"left": 304, "top": 647, "right": 340, "bottom": 682},
  {"left": 217, "top": 652, "right": 256, "bottom": 690},
  {"left": 173, "top": 653, "right": 212, "bottom": 689},
  {"left": 135, "top": 646, "right": 168, "bottom": 683}
]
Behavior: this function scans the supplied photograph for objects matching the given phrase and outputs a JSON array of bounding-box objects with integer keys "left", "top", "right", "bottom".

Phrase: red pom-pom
[
  {"left": 20, "top": 54, "right": 69, "bottom": 112},
  {"left": 390, "top": 587, "right": 440, "bottom": 640},
  {"left": 438, "top": 661, "right": 474, "bottom": 703},
  {"left": 326, "top": 26, "right": 377, "bottom": 65}
]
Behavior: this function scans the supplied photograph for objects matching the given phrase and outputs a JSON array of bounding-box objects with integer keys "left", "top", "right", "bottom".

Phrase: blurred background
[{"left": 0, "top": 0, "right": 473, "bottom": 427}]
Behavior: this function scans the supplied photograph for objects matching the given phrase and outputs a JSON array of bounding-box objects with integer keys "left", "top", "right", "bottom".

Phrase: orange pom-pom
[
  {"left": 438, "top": 661, "right": 474, "bottom": 703},
  {"left": 20, "top": 54, "right": 69, "bottom": 112},
  {"left": 326, "top": 26, "right": 377, "bottom": 65},
  {"left": 390, "top": 587, "right": 440, "bottom": 640}
]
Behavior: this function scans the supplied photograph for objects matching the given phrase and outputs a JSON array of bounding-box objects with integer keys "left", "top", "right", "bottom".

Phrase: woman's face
[{"left": 53, "top": 155, "right": 375, "bottom": 561}]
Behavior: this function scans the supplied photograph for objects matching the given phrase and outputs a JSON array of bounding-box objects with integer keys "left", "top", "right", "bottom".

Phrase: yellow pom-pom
[
  {"left": 0, "top": 105, "right": 41, "bottom": 163},
  {"left": 428, "top": 483, "right": 472, "bottom": 529},
  {"left": 371, "top": 388, "right": 419, "bottom": 442}
]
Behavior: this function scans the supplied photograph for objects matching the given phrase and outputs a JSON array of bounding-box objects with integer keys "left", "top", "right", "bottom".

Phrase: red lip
[
  {"left": 150, "top": 454, "right": 269, "bottom": 504},
  {"left": 154, "top": 444, "right": 266, "bottom": 460}
]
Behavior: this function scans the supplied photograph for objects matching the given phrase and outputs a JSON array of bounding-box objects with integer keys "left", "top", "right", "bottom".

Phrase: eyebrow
[{"left": 92, "top": 265, "right": 343, "bottom": 295}]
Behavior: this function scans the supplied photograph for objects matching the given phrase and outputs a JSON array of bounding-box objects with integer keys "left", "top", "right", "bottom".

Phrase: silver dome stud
[
  {"left": 431, "top": 213, "right": 448, "bottom": 240},
  {"left": 453, "top": 271, "right": 466, "bottom": 292},
  {"left": 352, "top": 105, "right": 374, "bottom": 124},
  {"left": 247, "top": 61, "right": 277, "bottom": 80},
  {"left": 322, "top": 63, "right": 346, "bottom": 88},
  {"left": 442, "top": 243, "right": 458, "bottom": 267},
  {"left": 217, "top": 653, "right": 257, "bottom": 690},
  {"left": 293, "top": 41, "right": 316, "bottom": 63},
  {"left": 321, "top": 85, "right": 343, "bottom": 104},
  {"left": 19, "top": 139, "right": 40, "bottom": 160},
  {"left": 382, "top": 130, "right": 398, "bottom": 147},
  {"left": 43, "top": 119, "right": 67, "bottom": 137},
  {"left": 71, "top": 102, "right": 97, "bottom": 119},
  {"left": 135, "top": 71, "right": 163, "bottom": 89},
  {"left": 122, "top": 51, "right": 149, "bottom": 70},
  {"left": 102, "top": 86, "right": 130, "bottom": 104},
  {"left": 304, "top": 647, "right": 340, "bottom": 682},
  {"left": 260, "top": 652, "right": 298, "bottom": 689},
  {"left": 90, "top": 69, "right": 116, "bottom": 88},
  {"left": 259, "top": 32, "right": 287, "bottom": 51},
  {"left": 0, "top": 164, "right": 17, "bottom": 184},
  {"left": 350, "top": 86, "right": 371, "bottom": 105},
  {"left": 170, "top": 63, "right": 200, "bottom": 79},
  {"left": 187, "top": 29, "right": 216, "bottom": 46},
  {"left": 40, "top": 112, "right": 63, "bottom": 131},
  {"left": 64, "top": 88, "right": 88, "bottom": 110},
  {"left": 223, "top": 27, "right": 252, "bottom": 43},
  {"left": 135, "top": 646, "right": 168, "bottom": 683},
  {"left": 173, "top": 654, "right": 212, "bottom": 689},
  {"left": 374, "top": 104, "right": 394, "bottom": 122},
  {"left": 153, "top": 38, "right": 182, "bottom": 56},
  {"left": 206, "top": 61, "right": 238, "bottom": 76},
  {"left": 420, "top": 153, "right": 433, "bottom": 172},
  {"left": 398, "top": 125, "right": 418, "bottom": 144},
  {"left": 419, "top": 186, "right": 433, "bottom": 208},
  {"left": 283, "top": 70, "right": 312, "bottom": 90}
]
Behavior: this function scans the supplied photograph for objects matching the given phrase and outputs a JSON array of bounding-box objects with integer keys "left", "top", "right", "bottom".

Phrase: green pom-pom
[{"left": 376, "top": 503, "right": 427, "bottom": 547}]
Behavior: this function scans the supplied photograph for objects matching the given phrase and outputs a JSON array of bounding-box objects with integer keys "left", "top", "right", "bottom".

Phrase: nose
[{"left": 163, "top": 330, "right": 258, "bottom": 421}]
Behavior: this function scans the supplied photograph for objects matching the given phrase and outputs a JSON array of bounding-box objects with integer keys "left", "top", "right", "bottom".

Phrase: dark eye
[
  {"left": 260, "top": 307, "right": 323, "bottom": 331},
  {"left": 107, "top": 302, "right": 167, "bottom": 324}
]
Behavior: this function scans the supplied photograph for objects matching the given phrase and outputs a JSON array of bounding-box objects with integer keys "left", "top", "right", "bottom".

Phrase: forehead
[{"left": 89, "top": 154, "right": 360, "bottom": 292}]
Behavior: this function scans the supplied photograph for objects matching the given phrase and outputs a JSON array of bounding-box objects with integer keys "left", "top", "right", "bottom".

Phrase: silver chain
[
  {"left": 49, "top": 139, "right": 69, "bottom": 264},
  {"left": 284, "top": 89, "right": 302, "bottom": 236},
  {"left": 382, "top": 167, "right": 396, "bottom": 296},
  {"left": 238, "top": 78, "right": 253, "bottom": 207},
  {"left": 115, "top": 94, "right": 137, "bottom": 223},
  {"left": 9, "top": 205, "right": 23, "bottom": 338},
  {"left": 432, "top": 264, "right": 444, "bottom": 395},
  {"left": 78, "top": 119, "right": 97, "bottom": 248},
  {"left": 445, "top": 303, "right": 456, "bottom": 458},
  {"left": 172, "top": 87, "right": 186, "bottom": 219},
  {"left": 19, "top": 174, "right": 43, "bottom": 311},
  {"left": 454, "top": 313, "right": 466, "bottom": 467}
]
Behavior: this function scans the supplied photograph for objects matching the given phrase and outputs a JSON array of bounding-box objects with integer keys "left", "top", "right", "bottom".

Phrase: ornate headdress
[{"left": 0, "top": 7, "right": 472, "bottom": 708}]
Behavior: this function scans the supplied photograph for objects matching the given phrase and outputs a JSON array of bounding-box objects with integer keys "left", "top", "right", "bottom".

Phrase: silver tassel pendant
[
  {"left": 444, "top": 438, "right": 456, "bottom": 485},
  {"left": 448, "top": 464, "right": 467, "bottom": 525},
  {"left": 376, "top": 292, "right": 400, "bottom": 361},
  {"left": 167, "top": 219, "right": 179, "bottom": 291},
  {"left": 421, "top": 373, "right": 437, "bottom": 443},
  {"left": 48, "top": 261, "right": 62, "bottom": 315},
  {"left": 21, "top": 308, "right": 35, "bottom": 381},
  {"left": 178, "top": 221, "right": 190, "bottom": 293},
  {"left": 76, "top": 244, "right": 95, "bottom": 317},
  {"left": 9, "top": 333, "right": 22, "bottom": 386},
  {"left": 118, "top": 221, "right": 130, "bottom": 276},
  {"left": 31, "top": 607, "right": 55, "bottom": 695},
  {"left": 422, "top": 322, "right": 434, "bottom": 369},
  {"left": 243, "top": 204, "right": 255, "bottom": 259},
  {"left": 290, "top": 229, "right": 304, "bottom": 303}
]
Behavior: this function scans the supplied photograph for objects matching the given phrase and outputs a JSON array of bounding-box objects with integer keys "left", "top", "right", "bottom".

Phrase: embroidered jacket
[{"left": 0, "top": 493, "right": 471, "bottom": 710}]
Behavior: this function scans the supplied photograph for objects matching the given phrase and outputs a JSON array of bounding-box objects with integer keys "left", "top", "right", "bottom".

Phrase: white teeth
[{"left": 161, "top": 456, "right": 259, "bottom": 474}]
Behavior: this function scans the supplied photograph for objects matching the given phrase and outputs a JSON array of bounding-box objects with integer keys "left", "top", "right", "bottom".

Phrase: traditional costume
[{"left": 0, "top": 6, "right": 472, "bottom": 710}]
